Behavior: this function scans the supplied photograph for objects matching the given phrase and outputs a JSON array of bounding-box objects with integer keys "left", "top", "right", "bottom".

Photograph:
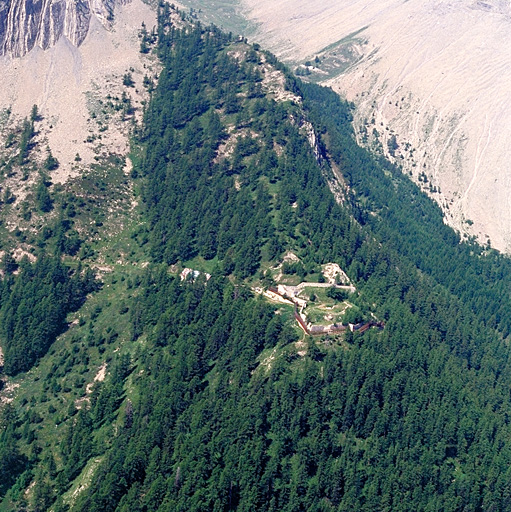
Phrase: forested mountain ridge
[
  {"left": 198, "top": 0, "right": 511, "bottom": 253},
  {"left": 3, "top": 5, "right": 511, "bottom": 511}
]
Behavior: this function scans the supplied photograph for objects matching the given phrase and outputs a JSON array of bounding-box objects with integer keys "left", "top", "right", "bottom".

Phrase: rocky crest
[{"left": 0, "top": 0, "right": 128, "bottom": 57}]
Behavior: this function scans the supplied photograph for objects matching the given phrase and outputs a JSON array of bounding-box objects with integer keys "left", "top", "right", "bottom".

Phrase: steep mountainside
[
  {"left": 4, "top": 7, "right": 511, "bottom": 511},
  {"left": 221, "top": 0, "right": 511, "bottom": 252},
  {"left": 0, "top": 0, "right": 156, "bottom": 185}
]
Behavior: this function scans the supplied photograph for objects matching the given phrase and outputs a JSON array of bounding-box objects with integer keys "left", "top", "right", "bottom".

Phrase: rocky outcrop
[{"left": 0, "top": 0, "right": 129, "bottom": 57}]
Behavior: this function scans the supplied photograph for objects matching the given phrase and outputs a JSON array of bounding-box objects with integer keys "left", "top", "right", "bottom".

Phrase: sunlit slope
[
  {"left": 0, "top": 0, "right": 156, "bottom": 183},
  {"left": 239, "top": 0, "right": 511, "bottom": 251}
]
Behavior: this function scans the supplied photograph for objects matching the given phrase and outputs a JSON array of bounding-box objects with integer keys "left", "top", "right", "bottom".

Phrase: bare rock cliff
[
  {"left": 0, "top": 0, "right": 156, "bottom": 187},
  {"left": 0, "top": 0, "right": 128, "bottom": 57}
]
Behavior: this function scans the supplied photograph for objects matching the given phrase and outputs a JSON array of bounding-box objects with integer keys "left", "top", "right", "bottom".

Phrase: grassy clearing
[
  {"left": 295, "top": 26, "right": 369, "bottom": 84},
  {"left": 58, "top": 456, "right": 104, "bottom": 510},
  {"left": 317, "top": 27, "right": 369, "bottom": 55},
  {"left": 181, "top": 254, "right": 220, "bottom": 275},
  {"left": 305, "top": 303, "right": 348, "bottom": 325},
  {"left": 178, "top": 0, "right": 257, "bottom": 37}
]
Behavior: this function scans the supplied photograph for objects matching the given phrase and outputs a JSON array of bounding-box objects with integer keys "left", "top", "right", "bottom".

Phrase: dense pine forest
[{"left": 4, "top": 5, "right": 511, "bottom": 511}]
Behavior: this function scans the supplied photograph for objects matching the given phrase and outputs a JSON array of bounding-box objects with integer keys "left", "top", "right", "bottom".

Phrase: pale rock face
[
  {"left": 0, "top": 0, "right": 127, "bottom": 57},
  {"left": 0, "top": 0, "right": 157, "bottom": 186}
]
